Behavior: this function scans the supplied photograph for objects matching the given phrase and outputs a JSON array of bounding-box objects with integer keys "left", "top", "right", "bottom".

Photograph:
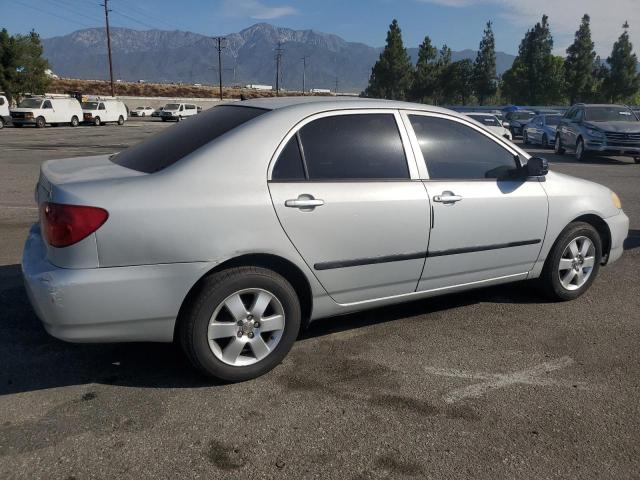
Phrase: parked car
[
  {"left": 0, "top": 94, "right": 10, "bottom": 128},
  {"left": 10, "top": 95, "right": 83, "bottom": 128},
  {"left": 555, "top": 104, "right": 640, "bottom": 163},
  {"left": 160, "top": 103, "right": 198, "bottom": 121},
  {"left": 523, "top": 114, "right": 562, "bottom": 148},
  {"left": 81, "top": 98, "right": 128, "bottom": 126},
  {"left": 504, "top": 110, "right": 536, "bottom": 138},
  {"left": 130, "top": 106, "right": 154, "bottom": 117},
  {"left": 463, "top": 112, "right": 511, "bottom": 140},
  {"left": 22, "top": 98, "right": 629, "bottom": 382},
  {"left": 151, "top": 106, "right": 164, "bottom": 117}
]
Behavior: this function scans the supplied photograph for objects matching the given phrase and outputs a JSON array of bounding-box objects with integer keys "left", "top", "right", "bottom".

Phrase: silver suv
[
  {"left": 555, "top": 103, "right": 640, "bottom": 163},
  {"left": 22, "top": 97, "right": 629, "bottom": 381}
]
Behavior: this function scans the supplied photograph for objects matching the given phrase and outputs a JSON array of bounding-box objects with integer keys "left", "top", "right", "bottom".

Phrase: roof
[{"left": 233, "top": 96, "right": 456, "bottom": 115}]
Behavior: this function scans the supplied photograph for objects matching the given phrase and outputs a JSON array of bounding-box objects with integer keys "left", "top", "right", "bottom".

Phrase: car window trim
[
  {"left": 267, "top": 108, "right": 421, "bottom": 182},
  {"left": 400, "top": 109, "right": 527, "bottom": 181}
]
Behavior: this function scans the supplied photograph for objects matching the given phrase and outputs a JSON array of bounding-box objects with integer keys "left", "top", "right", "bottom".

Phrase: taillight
[{"left": 41, "top": 202, "right": 109, "bottom": 248}]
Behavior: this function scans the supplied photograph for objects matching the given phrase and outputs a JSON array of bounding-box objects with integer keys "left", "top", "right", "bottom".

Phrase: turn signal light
[{"left": 41, "top": 202, "right": 109, "bottom": 248}]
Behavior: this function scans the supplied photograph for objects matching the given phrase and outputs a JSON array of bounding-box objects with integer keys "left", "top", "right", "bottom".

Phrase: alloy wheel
[
  {"left": 207, "top": 288, "right": 286, "bottom": 367},
  {"left": 558, "top": 236, "right": 595, "bottom": 291}
]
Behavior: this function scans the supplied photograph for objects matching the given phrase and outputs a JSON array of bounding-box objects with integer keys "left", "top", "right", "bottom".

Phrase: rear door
[
  {"left": 403, "top": 111, "right": 548, "bottom": 291},
  {"left": 268, "top": 110, "right": 430, "bottom": 305}
]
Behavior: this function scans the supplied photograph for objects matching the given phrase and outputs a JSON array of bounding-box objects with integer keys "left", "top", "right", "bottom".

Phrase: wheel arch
[
  {"left": 174, "top": 253, "right": 313, "bottom": 340},
  {"left": 570, "top": 214, "right": 612, "bottom": 263}
]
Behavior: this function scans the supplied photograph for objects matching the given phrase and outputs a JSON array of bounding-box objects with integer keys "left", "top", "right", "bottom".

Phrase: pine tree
[
  {"left": 564, "top": 14, "right": 597, "bottom": 104},
  {"left": 363, "top": 19, "right": 413, "bottom": 100},
  {"left": 473, "top": 21, "right": 497, "bottom": 105},
  {"left": 442, "top": 59, "right": 474, "bottom": 105},
  {"left": 410, "top": 36, "right": 438, "bottom": 103},
  {"left": 14, "top": 31, "right": 50, "bottom": 95},
  {"left": 603, "top": 22, "right": 640, "bottom": 102},
  {"left": 433, "top": 44, "right": 452, "bottom": 105}
]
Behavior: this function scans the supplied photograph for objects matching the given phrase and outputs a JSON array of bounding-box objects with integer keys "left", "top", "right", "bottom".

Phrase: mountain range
[{"left": 42, "top": 23, "right": 517, "bottom": 93}]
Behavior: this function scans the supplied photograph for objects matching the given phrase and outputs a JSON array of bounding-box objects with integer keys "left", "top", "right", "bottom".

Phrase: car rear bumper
[
  {"left": 21, "top": 224, "right": 213, "bottom": 343},
  {"left": 604, "top": 211, "right": 629, "bottom": 265}
]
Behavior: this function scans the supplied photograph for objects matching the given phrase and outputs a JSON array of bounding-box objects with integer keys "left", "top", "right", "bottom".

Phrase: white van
[
  {"left": 10, "top": 95, "right": 83, "bottom": 128},
  {"left": 0, "top": 94, "right": 10, "bottom": 129},
  {"left": 160, "top": 103, "right": 198, "bottom": 122},
  {"left": 81, "top": 98, "right": 128, "bottom": 126}
]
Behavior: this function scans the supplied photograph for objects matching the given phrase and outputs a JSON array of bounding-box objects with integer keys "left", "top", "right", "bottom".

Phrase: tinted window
[
  {"left": 409, "top": 115, "right": 518, "bottom": 180},
  {"left": 111, "top": 106, "right": 268, "bottom": 173},
  {"left": 272, "top": 135, "right": 305, "bottom": 180},
  {"left": 43, "top": 100, "right": 52, "bottom": 109},
  {"left": 299, "top": 114, "right": 409, "bottom": 180},
  {"left": 545, "top": 116, "right": 560, "bottom": 125},
  {"left": 0, "top": 97, "right": 4, "bottom": 105},
  {"left": 468, "top": 114, "right": 500, "bottom": 126},
  {"left": 99, "top": 103, "right": 106, "bottom": 110}
]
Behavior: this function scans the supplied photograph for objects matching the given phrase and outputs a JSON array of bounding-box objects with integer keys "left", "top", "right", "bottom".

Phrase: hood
[
  {"left": 584, "top": 121, "right": 640, "bottom": 133},
  {"left": 10, "top": 107, "right": 38, "bottom": 113}
]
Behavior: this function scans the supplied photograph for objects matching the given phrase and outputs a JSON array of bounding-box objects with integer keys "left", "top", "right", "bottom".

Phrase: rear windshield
[
  {"left": 545, "top": 115, "right": 561, "bottom": 125},
  {"left": 510, "top": 112, "right": 535, "bottom": 120},
  {"left": 111, "top": 105, "right": 268, "bottom": 173},
  {"left": 468, "top": 114, "right": 500, "bottom": 126}
]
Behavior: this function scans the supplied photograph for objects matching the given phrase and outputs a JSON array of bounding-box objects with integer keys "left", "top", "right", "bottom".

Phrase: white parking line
[{"left": 424, "top": 356, "right": 587, "bottom": 403}]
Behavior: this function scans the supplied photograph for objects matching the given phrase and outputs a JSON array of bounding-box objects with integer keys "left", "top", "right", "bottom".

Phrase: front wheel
[
  {"left": 70, "top": 116, "right": 79, "bottom": 127},
  {"left": 554, "top": 135, "right": 565, "bottom": 155},
  {"left": 575, "top": 137, "right": 589, "bottom": 161},
  {"left": 179, "top": 267, "right": 301, "bottom": 382},
  {"left": 539, "top": 222, "right": 602, "bottom": 301},
  {"left": 35, "top": 116, "right": 46, "bottom": 128}
]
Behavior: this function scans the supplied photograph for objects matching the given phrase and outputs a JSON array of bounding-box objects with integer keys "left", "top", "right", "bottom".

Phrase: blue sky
[{"left": 0, "top": 0, "right": 637, "bottom": 56}]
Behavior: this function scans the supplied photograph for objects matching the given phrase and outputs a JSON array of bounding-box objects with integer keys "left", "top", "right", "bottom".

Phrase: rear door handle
[
  {"left": 433, "top": 192, "right": 463, "bottom": 204},
  {"left": 285, "top": 195, "right": 324, "bottom": 210}
]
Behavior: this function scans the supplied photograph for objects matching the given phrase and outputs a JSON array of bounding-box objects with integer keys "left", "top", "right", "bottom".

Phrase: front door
[
  {"left": 268, "top": 111, "right": 430, "bottom": 305},
  {"left": 404, "top": 112, "right": 548, "bottom": 291}
]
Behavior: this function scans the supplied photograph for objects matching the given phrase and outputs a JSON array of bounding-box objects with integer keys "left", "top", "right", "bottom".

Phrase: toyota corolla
[{"left": 22, "top": 97, "right": 629, "bottom": 382}]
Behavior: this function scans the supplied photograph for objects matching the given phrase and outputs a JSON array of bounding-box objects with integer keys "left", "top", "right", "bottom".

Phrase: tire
[
  {"left": 176, "top": 116, "right": 182, "bottom": 122},
  {"left": 70, "top": 116, "right": 79, "bottom": 127},
  {"left": 141, "top": 112, "right": 146, "bottom": 117},
  {"left": 35, "top": 116, "right": 46, "bottom": 128},
  {"left": 554, "top": 134, "right": 565, "bottom": 155},
  {"left": 117, "top": 115, "right": 125, "bottom": 125},
  {"left": 575, "top": 137, "right": 587, "bottom": 161},
  {"left": 523, "top": 131, "right": 529, "bottom": 145},
  {"left": 179, "top": 266, "right": 301, "bottom": 382},
  {"left": 539, "top": 222, "right": 602, "bottom": 301},
  {"left": 634, "top": 156, "right": 640, "bottom": 164},
  {"left": 542, "top": 134, "right": 549, "bottom": 149},
  {"left": 0, "top": 117, "right": 4, "bottom": 129},
  {"left": 94, "top": 116, "right": 101, "bottom": 126}
]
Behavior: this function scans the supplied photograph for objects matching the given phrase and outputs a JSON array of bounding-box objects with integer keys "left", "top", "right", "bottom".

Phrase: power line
[
  {"left": 110, "top": 8, "right": 158, "bottom": 30},
  {"left": 111, "top": 0, "right": 190, "bottom": 31},
  {"left": 47, "top": 0, "right": 103, "bottom": 24},
  {"left": 12, "top": 0, "right": 92, "bottom": 28}
]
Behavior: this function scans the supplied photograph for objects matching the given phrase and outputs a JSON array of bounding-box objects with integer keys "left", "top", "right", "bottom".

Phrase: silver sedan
[{"left": 22, "top": 97, "right": 629, "bottom": 381}]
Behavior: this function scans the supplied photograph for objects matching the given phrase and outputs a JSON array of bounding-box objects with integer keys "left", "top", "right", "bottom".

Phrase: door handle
[
  {"left": 433, "top": 192, "right": 462, "bottom": 204},
  {"left": 285, "top": 195, "right": 324, "bottom": 210}
]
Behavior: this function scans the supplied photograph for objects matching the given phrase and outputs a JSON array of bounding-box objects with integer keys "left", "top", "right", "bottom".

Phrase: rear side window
[
  {"left": 409, "top": 115, "right": 517, "bottom": 180},
  {"left": 272, "top": 135, "right": 305, "bottom": 180},
  {"left": 111, "top": 106, "right": 268, "bottom": 173},
  {"left": 298, "top": 114, "right": 409, "bottom": 180}
]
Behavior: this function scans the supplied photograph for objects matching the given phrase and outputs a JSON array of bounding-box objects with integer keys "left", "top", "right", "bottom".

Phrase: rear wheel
[
  {"left": 539, "top": 222, "right": 602, "bottom": 301},
  {"left": 554, "top": 135, "right": 565, "bottom": 155},
  {"left": 35, "top": 116, "right": 46, "bottom": 128},
  {"left": 179, "top": 267, "right": 301, "bottom": 382},
  {"left": 70, "top": 116, "right": 79, "bottom": 127},
  {"left": 117, "top": 115, "right": 124, "bottom": 125}
]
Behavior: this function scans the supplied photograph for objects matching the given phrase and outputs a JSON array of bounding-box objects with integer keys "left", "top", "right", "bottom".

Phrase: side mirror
[
  {"left": 502, "top": 121, "right": 510, "bottom": 128},
  {"left": 525, "top": 157, "right": 548, "bottom": 177}
]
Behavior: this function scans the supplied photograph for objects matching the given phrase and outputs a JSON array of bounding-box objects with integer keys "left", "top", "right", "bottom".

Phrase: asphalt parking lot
[{"left": 0, "top": 119, "right": 639, "bottom": 479}]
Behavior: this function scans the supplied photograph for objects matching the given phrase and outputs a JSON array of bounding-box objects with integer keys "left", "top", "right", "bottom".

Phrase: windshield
[
  {"left": 18, "top": 98, "right": 43, "bottom": 108},
  {"left": 545, "top": 116, "right": 561, "bottom": 126},
  {"left": 468, "top": 114, "right": 500, "bottom": 126},
  {"left": 82, "top": 102, "right": 99, "bottom": 109},
  {"left": 164, "top": 103, "right": 180, "bottom": 110},
  {"left": 111, "top": 105, "right": 268, "bottom": 173},
  {"left": 585, "top": 106, "right": 639, "bottom": 122},
  {"left": 510, "top": 112, "right": 535, "bottom": 120}
]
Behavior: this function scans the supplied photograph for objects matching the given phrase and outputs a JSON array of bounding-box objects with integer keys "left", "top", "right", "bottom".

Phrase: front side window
[
  {"left": 409, "top": 115, "right": 518, "bottom": 180},
  {"left": 298, "top": 113, "right": 409, "bottom": 180},
  {"left": 42, "top": 100, "right": 52, "bottom": 109},
  {"left": 99, "top": 103, "right": 106, "bottom": 110}
]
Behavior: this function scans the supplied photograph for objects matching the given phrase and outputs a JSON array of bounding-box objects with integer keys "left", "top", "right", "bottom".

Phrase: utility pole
[
  {"left": 101, "top": 0, "right": 115, "bottom": 96},
  {"left": 301, "top": 56, "right": 309, "bottom": 94},
  {"left": 334, "top": 76, "right": 339, "bottom": 95},
  {"left": 275, "top": 41, "right": 284, "bottom": 95},
  {"left": 213, "top": 36, "right": 225, "bottom": 101}
]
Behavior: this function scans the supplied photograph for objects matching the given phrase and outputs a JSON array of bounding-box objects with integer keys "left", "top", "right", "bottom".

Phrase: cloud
[
  {"left": 223, "top": 0, "right": 297, "bottom": 20},
  {"left": 416, "top": 0, "right": 640, "bottom": 56}
]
